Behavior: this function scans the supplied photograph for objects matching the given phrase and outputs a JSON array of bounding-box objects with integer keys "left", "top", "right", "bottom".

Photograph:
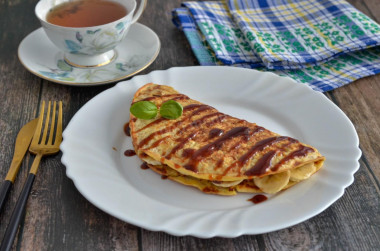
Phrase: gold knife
[{"left": 0, "top": 118, "right": 38, "bottom": 212}]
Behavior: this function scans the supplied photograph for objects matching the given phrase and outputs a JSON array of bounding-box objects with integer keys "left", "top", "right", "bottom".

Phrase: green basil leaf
[
  {"left": 160, "top": 100, "right": 183, "bottom": 119},
  {"left": 130, "top": 101, "right": 158, "bottom": 119}
]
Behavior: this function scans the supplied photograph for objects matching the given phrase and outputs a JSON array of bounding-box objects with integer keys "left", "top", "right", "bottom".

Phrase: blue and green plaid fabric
[
  {"left": 182, "top": 1, "right": 262, "bottom": 67},
  {"left": 172, "top": 0, "right": 380, "bottom": 92},
  {"left": 228, "top": 0, "right": 380, "bottom": 69},
  {"left": 173, "top": 8, "right": 220, "bottom": 66}
]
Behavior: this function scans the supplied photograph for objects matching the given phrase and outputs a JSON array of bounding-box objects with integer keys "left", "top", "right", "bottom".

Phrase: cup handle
[{"left": 131, "top": 0, "right": 147, "bottom": 23}]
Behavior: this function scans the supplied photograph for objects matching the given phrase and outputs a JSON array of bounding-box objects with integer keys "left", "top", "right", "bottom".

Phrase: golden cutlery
[
  {"left": 0, "top": 118, "right": 38, "bottom": 212},
  {"left": 1, "top": 101, "right": 63, "bottom": 251}
]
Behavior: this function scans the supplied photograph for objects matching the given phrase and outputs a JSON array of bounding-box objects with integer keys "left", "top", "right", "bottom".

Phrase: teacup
[{"left": 35, "top": 0, "right": 147, "bottom": 67}]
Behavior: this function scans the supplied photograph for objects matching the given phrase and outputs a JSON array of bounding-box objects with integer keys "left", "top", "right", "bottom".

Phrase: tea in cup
[{"left": 35, "top": 0, "right": 147, "bottom": 67}]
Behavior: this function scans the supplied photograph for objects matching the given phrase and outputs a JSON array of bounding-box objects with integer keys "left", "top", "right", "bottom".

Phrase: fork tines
[{"left": 32, "top": 101, "right": 63, "bottom": 147}]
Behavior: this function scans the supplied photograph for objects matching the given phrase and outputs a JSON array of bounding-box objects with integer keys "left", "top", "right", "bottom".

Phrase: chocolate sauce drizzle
[
  {"left": 140, "top": 94, "right": 190, "bottom": 102},
  {"left": 124, "top": 149, "right": 136, "bottom": 156},
  {"left": 271, "top": 146, "right": 314, "bottom": 172},
  {"left": 137, "top": 105, "right": 213, "bottom": 148},
  {"left": 136, "top": 117, "right": 166, "bottom": 133},
  {"left": 166, "top": 132, "right": 198, "bottom": 158},
  {"left": 184, "top": 127, "right": 250, "bottom": 172},
  {"left": 248, "top": 194, "right": 268, "bottom": 204},
  {"left": 148, "top": 136, "right": 169, "bottom": 149},
  {"left": 133, "top": 96, "right": 315, "bottom": 176},
  {"left": 179, "top": 112, "right": 225, "bottom": 134},
  {"left": 140, "top": 162, "right": 149, "bottom": 169},
  {"left": 209, "top": 128, "right": 224, "bottom": 139},
  {"left": 244, "top": 150, "right": 277, "bottom": 176},
  {"left": 182, "top": 148, "right": 195, "bottom": 158},
  {"left": 124, "top": 122, "right": 131, "bottom": 137},
  {"left": 240, "top": 136, "right": 298, "bottom": 166}
]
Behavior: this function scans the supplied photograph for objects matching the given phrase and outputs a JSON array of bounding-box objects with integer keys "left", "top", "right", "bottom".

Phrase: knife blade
[{"left": 0, "top": 118, "right": 38, "bottom": 212}]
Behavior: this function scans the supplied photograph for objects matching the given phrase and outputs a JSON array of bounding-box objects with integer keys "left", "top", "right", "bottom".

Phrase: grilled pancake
[{"left": 129, "top": 83, "right": 325, "bottom": 195}]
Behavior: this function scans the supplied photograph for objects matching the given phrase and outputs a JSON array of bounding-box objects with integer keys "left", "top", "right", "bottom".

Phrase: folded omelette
[{"left": 129, "top": 83, "right": 325, "bottom": 195}]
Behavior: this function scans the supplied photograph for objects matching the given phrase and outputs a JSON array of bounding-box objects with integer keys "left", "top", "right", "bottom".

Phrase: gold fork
[
  {"left": 1, "top": 101, "right": 63, "bottom": 251},
  {"left": 29, "top": 101, "right": 63, "bottom": 175}
]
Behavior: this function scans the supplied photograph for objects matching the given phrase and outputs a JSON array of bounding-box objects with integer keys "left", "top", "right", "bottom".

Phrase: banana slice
[
  {"left": 212, "top": 180, "right": 243, "bottom": 187},
  {"left": 253, "top": 171, "right": 290, "bottom": 194},
  {"left": 290, "top": 163, "right": 316, "bottom": 182}
]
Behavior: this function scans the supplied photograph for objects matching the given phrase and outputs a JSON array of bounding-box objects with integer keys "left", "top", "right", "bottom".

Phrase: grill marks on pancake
[
  {"left": 182, "top": 148, "right": 195, "bottom": 158},
  {"left": 147, "top": 136, "right": 170, "bottom": 149},
  {"left": 140, "top": 93, "right": 190, "bottom": 103},
  {"left": 137, "top": 104, "right": 213, "bottom": 148},
  {"left": 179, "top": 112, "right": 226, "bottom": 134},
  {"left": 179, "top": 129, "right": 314, "bottom": 176},
  {"left": 272, "top": 146, "right": 314, "bottom": 172},
  {"left": 184, "top": 127, "right": 251, "bottom": 172},
  {"left": 243, "top": 145, "right": 314, "bottom": 176},
  {"left": 209, "top": 128, "right": 224, "bottom": 139},
  {"left": 207, "top": 126, "right": 265, "bottom": 173},
  {"left": 240, "top": 136, "right": 298, "bottom": 166},
  {"left": 209, "top": 133, "right": 316, "bottom": 176},
  {"left": 166, "top": 132, "right": 198, "bottom": 158},
  {"left": 244, "top": 151, "right": 277, "bottom": 176},
  {"left": 216, "top": 159, "right": 224, "bottom": 170},
  {"left": 238, "top": 137, "right": 295, "bottom": 176},
  {"left": 228, "top": 126, "right": 265, "bottom": 152},
  {"left": 134, "top": 91, "right": 316, "bottom": 178},
  {"left": 165, "top": 113, "right": 229, "bottom": 159},
  {"left": 136, "top": 117, "right": 166, "bottom": 133},
  {"left": 149, "top": 112, "right": 229, "bottom": 158}
]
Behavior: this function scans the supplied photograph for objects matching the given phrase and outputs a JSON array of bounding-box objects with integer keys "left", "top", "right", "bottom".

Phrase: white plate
[
  {"left": 18, "top": 23, "right": 160, "bottom": 86},
  {"left": 60, "top": 66, "right": 361, "bottom": 237}
]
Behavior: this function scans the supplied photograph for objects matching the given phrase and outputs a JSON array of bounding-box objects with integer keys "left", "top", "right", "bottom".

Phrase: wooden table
[{"left": 0, "top": 0, "right": 379, "bottom": 249}]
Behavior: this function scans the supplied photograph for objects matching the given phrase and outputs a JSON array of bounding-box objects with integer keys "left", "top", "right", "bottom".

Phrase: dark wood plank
[
  {"left": 340, "top": 0, "right": 380, "bottom": 182},
  {"left": 140, "top": 229, "right": 261, "bottom": 251},
  {"left": 0, "top": 0, "right": 379, "bottom": 250},
  {"left": 350, "top": 0, "right": 380, "bottom": 23},
  {"left": 0, "top": 0, "right": 42, "bottom": 240},
  {"left": 327, "top": 75, "right": 380, "bottom": 180},
  {"left": 137, "top": 0, "right": 200, "bottom": 71}
]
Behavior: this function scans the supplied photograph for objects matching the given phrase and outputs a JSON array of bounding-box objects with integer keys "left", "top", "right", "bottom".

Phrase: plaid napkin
[
  {"left": 228, "top": 0, "right": 380, "bottom": 69},
  {"left": 180, "top": 1, "right": 263, "bottom": 67},
  {"left": 173, "top": 0, "right": 380, "bottom": 92}
]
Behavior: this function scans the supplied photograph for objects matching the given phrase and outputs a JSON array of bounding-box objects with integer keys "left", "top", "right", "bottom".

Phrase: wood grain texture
[
  {"left": 333, "top": 0, "right": 380, "bottom": 182},
  {"left": 0, "top": 0, "right": 379, "bottom": 250}
]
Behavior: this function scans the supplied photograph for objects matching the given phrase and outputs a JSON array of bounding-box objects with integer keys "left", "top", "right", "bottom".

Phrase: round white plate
[
  {"left": 60, "top": 66, "right": 361, "bottom": 237},
  {"left": 18, "top": 23, "right": 160, "bottom": 86}
]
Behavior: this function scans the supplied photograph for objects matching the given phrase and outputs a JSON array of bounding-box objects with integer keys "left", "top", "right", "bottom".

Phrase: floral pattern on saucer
[
  {"left": 18, "top": 23, "right": 160, "bottom": 85},
  {"left": 38, "top": 54, "right": 151, "bottom": 83}
]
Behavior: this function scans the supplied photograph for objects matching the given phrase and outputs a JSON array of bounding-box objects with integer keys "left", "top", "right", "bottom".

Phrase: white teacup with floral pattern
[{"left": 35, "top": 0, "right": 147, "bottom": 67}]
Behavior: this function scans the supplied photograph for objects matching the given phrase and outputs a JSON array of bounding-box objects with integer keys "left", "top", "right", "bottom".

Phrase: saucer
[{"left": 18, "top": 23, "right": 160, "bottom": 86}]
